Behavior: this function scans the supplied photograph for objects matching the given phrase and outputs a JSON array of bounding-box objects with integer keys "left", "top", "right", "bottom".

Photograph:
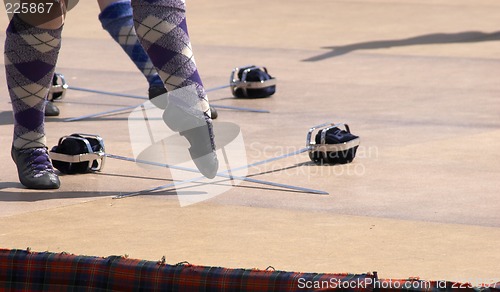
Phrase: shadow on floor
[
  {"left": 303, "top": 31, "right": 500, "bottom": 62},
  {"left": 0, "top": 171, "right": 310, "bottom": 202},
  {"left": 0, "top": 185, "right": 179, "bottom": 202}
]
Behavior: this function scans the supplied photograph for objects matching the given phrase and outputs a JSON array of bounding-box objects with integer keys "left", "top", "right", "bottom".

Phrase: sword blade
[
  {"left": 66, "top": 85, "right": 268, "bottom": 118},
  {"left": 114, "top": 171, "right": 328, "bottom": 199},
  {"left": 68, "top": 86, "right": 147, "bottom": 100},
  {"left": 107, "top": 148, "right": 327, "bottom": 199},
  {"left": 206, "top": 84, "right": 231, "bottom": 92},
  {"left": 64, "top": 105, "right": 138, "bottom": 122},
  {"left": 68, "top": 84, "right": 228, "bottom": 100},
  {"left": 224, "top": 147, "right": 310, "bottom": 174},
  {"left": 211, "top": 104, "right": 269, "bottom": 113}
]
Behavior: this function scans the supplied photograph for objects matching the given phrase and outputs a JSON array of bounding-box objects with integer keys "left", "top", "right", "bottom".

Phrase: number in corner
[{"left": 5, "top": 2, "right": 55, "bottom": 14}]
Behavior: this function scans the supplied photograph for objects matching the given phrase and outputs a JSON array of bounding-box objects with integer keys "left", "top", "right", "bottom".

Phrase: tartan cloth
[
  {"left": 2, "top": 249, "right": 498, "bottom": 292},
  {"left": 0, "top": 249, "right": 373, "bottom": 291}
]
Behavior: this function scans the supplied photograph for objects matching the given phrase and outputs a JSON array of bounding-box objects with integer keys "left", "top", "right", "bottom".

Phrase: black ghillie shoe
[
  {"left": 162, "top": 96, "right": 219, "bottom": 179},
  {"left": 11, "top": 146, "right": 60, "bottom": 189},
  {"left": 179, "top": 115, "right": 219, "bottom": 179},
  {"left": 44, "top": 101, "right": 60, "bottom": 116}
]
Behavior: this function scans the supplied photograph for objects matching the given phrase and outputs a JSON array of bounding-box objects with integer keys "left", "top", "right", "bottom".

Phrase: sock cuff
[
  {"left": 98, "top": 0, "right": 133, "bottom": 28},
  {"left": 131, "top": 0, "right": 185, "bottom": 11}
]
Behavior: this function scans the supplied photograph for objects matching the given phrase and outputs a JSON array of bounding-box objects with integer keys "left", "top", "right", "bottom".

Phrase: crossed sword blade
[
  {"left": 110, "top": 146, "right": 328, "bottom": 199},
  {"left": 64, "top": 85, "right": 269, "bottom": 122}
]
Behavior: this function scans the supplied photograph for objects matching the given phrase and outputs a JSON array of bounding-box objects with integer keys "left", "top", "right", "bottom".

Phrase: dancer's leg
[
  {"left": 98, "top": 0, "right": 164, "bottom": 93},
  {"left": 5, "top": 2, "right": 67, "bottom": 188},
  {"left": 131, "top": 0, "right": 218, "bottom": 178}
]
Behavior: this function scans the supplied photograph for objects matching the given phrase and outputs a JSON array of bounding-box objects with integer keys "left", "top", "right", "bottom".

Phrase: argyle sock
[
  {"left": 99, "top": 0, "right": 163, "bottom": 87},
  {"left": 131, "top": 0, "right": 211, "bottom": 116},
  {"left": 5, "top": 15, "right": 62, "bottom": 149},
  {"left": 131, "top": 0, "right": 217, "bottom": 178}
]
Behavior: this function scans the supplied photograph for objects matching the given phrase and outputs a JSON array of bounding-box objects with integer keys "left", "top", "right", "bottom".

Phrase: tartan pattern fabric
[
  {"left": 131, "top": 0, "right": 211, "bottom": 114},
  {"left": 4, "top": 15, "right": 62, "bottom": 149},
  {"left": 0, "top": 249, "right": 374, "bottom": 291},
  {"left": 1, "top": 248, "right": 499, "bottom": 291},
  {"left": 99, "top": 0, "right": 163, "bottom": 87}
]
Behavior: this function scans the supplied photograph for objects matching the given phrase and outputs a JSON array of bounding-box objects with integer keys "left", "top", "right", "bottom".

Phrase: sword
[
  {"left": 108, "top": 147, "right": 327, "bottom": 199},
  {"left": 112, "top": 122, "right": 333, "bottom": 199},
  {"left": 64, "top": 85, "right": 268, "bottom": 122}
]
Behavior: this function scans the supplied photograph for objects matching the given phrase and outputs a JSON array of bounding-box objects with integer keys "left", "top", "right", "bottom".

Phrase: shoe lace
[{"left": 21, "top": 148, "right": 56, "bottom": 176}]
